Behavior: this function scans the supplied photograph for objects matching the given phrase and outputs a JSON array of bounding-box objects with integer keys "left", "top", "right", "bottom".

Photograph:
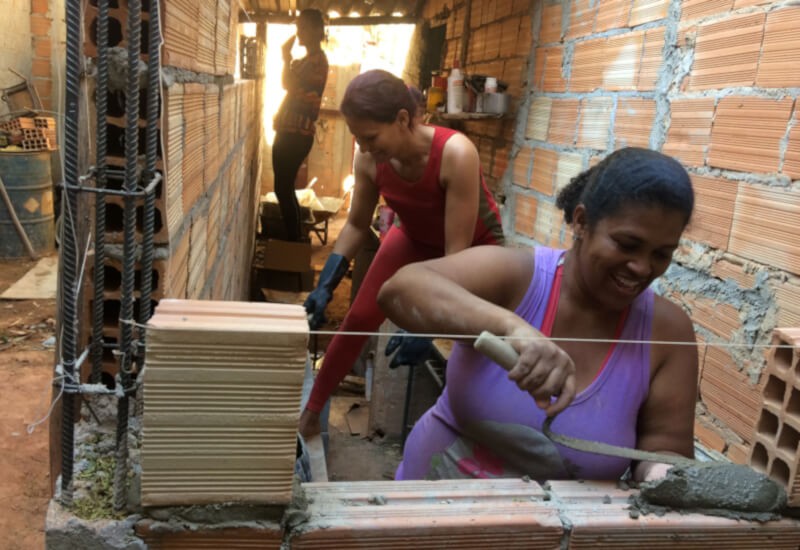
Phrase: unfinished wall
[
  {"left": 82, "top": 1, "right": 262, "bottom": 382},
  {"left": 500, "top": 0, "right": 800, "bottom": 463}
]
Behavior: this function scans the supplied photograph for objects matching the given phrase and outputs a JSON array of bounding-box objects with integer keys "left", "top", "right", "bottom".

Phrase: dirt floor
[{"left": 0, "top": 255, "right": 57, "bottom": 550}]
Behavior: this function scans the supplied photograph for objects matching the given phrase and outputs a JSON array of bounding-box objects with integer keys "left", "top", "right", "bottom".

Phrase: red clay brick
[
  {"left": 512, "top": 147, "right": 533, "bottom": 187},
  {"left": 525, "top": 97, "right": 552, "bottom": 141},
  {"left": 729, "top": 182, "right": 800, "bottom": 276},
  {"left": 784, "top": 111, "right": 800, "bottom": 180},
  {"left": 530, "top": 148, "right": 558, "bottom": 195},
  {"left": 663, "top": 97, "right": 715, "bottom": 166},
  {"left": 482, "top": 0, "right": 498, "bottom": 25},
  {"left": 137, "top": 520, "right": 283, "bottom": 549},
  {"left": 495, "top": 0, "right": 513, "bottom": 19},
  {"left": 710, "top": 256, "right": 757, "bottom": 289},
  {"left": 638, "top": 27, "right": 665, "bottom": 90},
  {"left": 695, "top": 418, "right": 728, "bottom": 453},
  {"left": 727, "top": 441, "right": 751, "bottom": 464},
  {"left": 515, "top": 194, "right": 538, "bottom": 237},
  {"left": 603, "top": 31, "right": 644, "bottom": 90},
  {"left": 595, "top": 0, "right": 631, "bottom": 32},
  {"left": 503, "top": 57, "right": 527, "bottom": 98},
  {"left": 539, "top": 2, "right": 563, "bottom": 44},
  {"left": 484, "top": 22, "right": 502, "bottom": 60},
  {"left": 700, "top": 345, "right": 762, "bottom": 443},
  {"left": 733, "top": 0, "right": 772, "bottom": 7},
  {"left": 33, "top": 36, "right": 51, "bottom": 57},
  {"left": 614, "top": 98, "right": 656, "bottom": 148},
  {"left": 683, "top": 174, "right": 737, "bottom": 250},
  {"left": 533, "top": 200, "right": 565, "bottom": 247},
  {"left": 570, "top": 37, "right": 608, "bottom": 92},
  {"left": 547, "top": 98, "right": 580, "bottom": 146},
  {"left": 772, "top": 279, "right": 800, "bottom": 327},
  {"left": 629, "top": 0, "right": 670, "bottom": 26},
  {"left": 31, "top": 58, "right": 50, "bottom": 79},
  {"left": 681, "top": 0, "right": 734, "bottom": 22},
  {"left": 577, "top": 97, "right": 613, "bottom": 149},
  {"left": 689, "top": 12, "right": 765, "bottom": 90},
  {"left": 31, "top": 0, "right": 48, "bottom": 15},
  {"left": 756, "top": 7, "right": 800, "bottom": 88},
  {"left": 470, "top": 0, "right": 482, "bottom": 29},
  {"left": 566, "top": 0, "right": 598, "bottom": 39},
  {"left": 690, "top": 296, "right": 742, "bottom": 341},
  {"left": 499, "top": 18, "right": 520, "bottom": 57},
  {"left": 708, "top": 96, "right": 793, "bottom": 174},
  {"left": 540, "top": 47, "right": 567, "bottom": 92},
  {"left": 518, "top": 15, "right": 533, "bottom": 48},
  {"left": 29, "top": 13, "right": 51, "bottom": 35}
]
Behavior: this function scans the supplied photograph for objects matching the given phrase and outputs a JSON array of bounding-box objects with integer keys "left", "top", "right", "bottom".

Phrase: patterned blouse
[{"left": 273, "top": 49, "right": 329, "bottom": 136}]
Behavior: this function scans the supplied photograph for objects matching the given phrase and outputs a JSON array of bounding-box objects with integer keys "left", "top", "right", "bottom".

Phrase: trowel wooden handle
[{"left": 474, "top": 331, "right": 519, "bottom": 371}]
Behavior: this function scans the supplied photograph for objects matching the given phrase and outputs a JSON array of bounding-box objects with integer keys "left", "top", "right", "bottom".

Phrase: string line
[{"left": 116, "top": 319, "right": 799, "bottom": 350}]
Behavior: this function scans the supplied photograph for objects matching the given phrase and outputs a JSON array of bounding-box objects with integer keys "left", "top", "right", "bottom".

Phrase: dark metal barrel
[{"left": 0, "top": 151, "right": 55, "bottom": 258}]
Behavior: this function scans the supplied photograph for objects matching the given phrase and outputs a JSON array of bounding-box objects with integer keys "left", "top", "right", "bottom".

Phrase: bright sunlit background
[{"left": 262, "top": 21, "right": 415, "bottom": 146}]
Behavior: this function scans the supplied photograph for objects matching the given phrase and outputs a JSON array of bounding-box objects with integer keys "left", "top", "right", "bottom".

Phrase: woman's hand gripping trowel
[{"left": 473, "top": 330, "right": 788, "bottom": 519}]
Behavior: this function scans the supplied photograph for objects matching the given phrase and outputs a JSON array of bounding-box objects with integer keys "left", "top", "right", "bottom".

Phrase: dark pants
[{"left": 272, "top": 131, "right": 314, "bottom": 242}]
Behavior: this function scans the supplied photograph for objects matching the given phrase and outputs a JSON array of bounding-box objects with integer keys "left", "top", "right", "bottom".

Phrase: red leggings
[{"left": 306, "top": 226, "right": 443, "bottom": 412}]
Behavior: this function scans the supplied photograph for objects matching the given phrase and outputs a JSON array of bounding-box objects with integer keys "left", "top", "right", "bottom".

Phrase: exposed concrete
[
  {"left": 45, "top": 500, "right": 145, "bottom": 550},
  {"left": 632, "top": 463, "right": 787, "bottom": 521},
  {"left": 106, "top": 47, "right": 148, "bottom": 93}
]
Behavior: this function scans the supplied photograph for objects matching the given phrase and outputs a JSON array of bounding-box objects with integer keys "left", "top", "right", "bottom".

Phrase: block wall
[
  {"left": 421, "top": 0, "right": 533, "bottom": 196},
  {"left": 498, "top": 0, "right": 800, "bottom": 463},
  {"left": 82, "top": 0, "right": 262, "bottom": 382}
]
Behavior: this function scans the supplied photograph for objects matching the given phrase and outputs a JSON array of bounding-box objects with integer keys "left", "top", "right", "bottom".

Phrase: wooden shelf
[{"left": 435, "top": 112, "right": 504, "bottom": 120}]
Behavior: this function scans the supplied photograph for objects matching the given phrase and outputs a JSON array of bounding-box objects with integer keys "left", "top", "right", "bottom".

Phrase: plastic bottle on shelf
[
  {"left": 484, "top": 77, "right": 498, "bottom": 94},
  {"left": 447, "top": 60, "right": 464, "bottom": 114}
]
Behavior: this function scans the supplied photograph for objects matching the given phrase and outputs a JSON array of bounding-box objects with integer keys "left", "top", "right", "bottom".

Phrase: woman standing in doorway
[
  {"left": 299, "top": 69, "right": 505, "bottom": 437},
  {"left": 272, "top": 9, "right": 328, "bottom": 242}
]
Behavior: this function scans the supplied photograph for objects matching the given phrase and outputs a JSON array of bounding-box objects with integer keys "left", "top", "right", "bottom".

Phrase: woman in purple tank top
[{"left": 378, "top": 147, "right": 698, "bottom": 483}]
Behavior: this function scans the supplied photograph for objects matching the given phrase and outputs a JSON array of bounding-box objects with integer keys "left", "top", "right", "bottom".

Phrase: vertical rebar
[
  {"left": 138, "top": 0, "right": 161, "bottom": 335},
  {"left": 91, "top": 0, "right": 110, "bottom": 384},
  {"left": 113, "top": 0, "right": 141, "bottom": 512},
  {"left": 59, "top": 0, "right": 82, "bottom": 506}
]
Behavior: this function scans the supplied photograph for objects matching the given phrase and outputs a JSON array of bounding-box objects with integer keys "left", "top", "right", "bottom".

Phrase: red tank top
[{"left": 374, "top": 126, "right": 504, "bottom": 248}]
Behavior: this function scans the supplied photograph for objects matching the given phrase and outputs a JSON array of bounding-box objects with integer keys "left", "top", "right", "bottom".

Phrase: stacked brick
[
  {"left": 141, "top": 299, "right": 308, "bottom": 506},
  {"left": 750, "top": 328, "right": 800, "bottom": 506},
  {"left": 135, "top": 479, "right": 800, "bottom": 548},
  {"left": 474, "top": 0, "right": 800, "bottom": 464},
  {"left": 30, "top": 0, "right": 54, "bottom": 110},
  {"left": 79, "top": 1, "right": 263, "bottom": 384},
  {"left": 0, "top": 116, "right": 57, "bottom": 150}
]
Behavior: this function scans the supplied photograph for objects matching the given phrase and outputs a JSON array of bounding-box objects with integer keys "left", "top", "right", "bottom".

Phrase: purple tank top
[{"left": 397, "top": 247, "right": 653, "bottom": 481}]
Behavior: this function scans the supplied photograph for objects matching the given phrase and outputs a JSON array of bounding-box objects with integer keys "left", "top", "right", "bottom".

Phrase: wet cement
[{"left": 630, "top": 464, "right": 787, "bottom": 522}]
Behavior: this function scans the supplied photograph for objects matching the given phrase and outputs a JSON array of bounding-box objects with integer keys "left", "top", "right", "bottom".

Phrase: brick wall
[
  {"left": 495, "top": 0, "right": 800, "bottom": 462},
  {"left": 419, "top": 0, "right": 800, "bottom": 465},
  {"left": 82, "top": 0, "right": 261, "bottom": 383},
  {"left": 421, "top": 0, "right": 533, "bottom": 202}
]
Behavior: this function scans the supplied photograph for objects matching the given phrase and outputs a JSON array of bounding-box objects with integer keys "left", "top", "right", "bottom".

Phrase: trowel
[{"left": 473, "top": 331, "right": 788, "bottom": 520}]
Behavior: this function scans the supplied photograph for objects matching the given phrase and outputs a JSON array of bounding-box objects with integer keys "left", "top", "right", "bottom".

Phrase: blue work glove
[
  {"left": 304, "top": 253, "right": 349, "bottom": 329},
  {"left": 385, "top": 329, "right": 434, "bottom": 369}
]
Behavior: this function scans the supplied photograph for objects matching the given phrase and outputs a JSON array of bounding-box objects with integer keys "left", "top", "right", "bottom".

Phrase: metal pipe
[
  {"left": 113, "top": 0, "right": 142, "bottom": 513},
  {"left": 59, "top": 0, "right": 82, "bottom": 506}
]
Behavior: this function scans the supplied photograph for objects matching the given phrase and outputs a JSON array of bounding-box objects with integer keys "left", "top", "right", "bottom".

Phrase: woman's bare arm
[
  {"left": 332, "top": 151, "right": 380, "bottom": 260},
  {"left": 439, "top": 134, "right": 482, "bottom": 256},
  {"left": 633, "top": 296, "right": 698, "bottom": 481}
]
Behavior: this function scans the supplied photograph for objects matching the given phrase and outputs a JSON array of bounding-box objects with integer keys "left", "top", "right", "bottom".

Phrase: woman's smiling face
[
  {"left": 345, "top": 113, "right": 407, "bottom": 163},
  {"left": 574, "top": 203, "right": 686, "bottom": 310}
]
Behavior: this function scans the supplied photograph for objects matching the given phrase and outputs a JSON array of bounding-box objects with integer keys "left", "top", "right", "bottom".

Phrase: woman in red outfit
[{"left": 300, "top": 69, "right": 504, "bottom": 437}]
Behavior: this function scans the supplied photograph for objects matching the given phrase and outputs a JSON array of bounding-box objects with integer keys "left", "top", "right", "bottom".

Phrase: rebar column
[
  {"left": 113, "top": 0, "right": 141, "bottom": 512},
  {"left": 59, "top": 0, "right": 83, "bottom": 506},
  {"left": 138, "top": 0, "right": 161, "bottom": 340},
  {"left": 91, "top": 0, "right": 110, "bottom": 384}
]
